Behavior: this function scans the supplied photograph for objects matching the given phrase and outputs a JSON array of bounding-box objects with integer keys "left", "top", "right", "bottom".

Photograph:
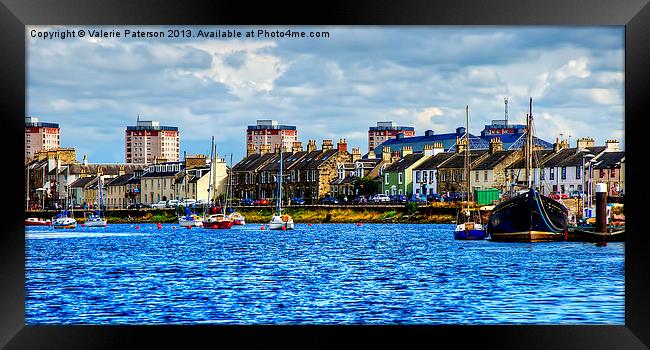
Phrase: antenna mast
[{"left": 504, "top": 97, "right": 508, "bottom": 128}]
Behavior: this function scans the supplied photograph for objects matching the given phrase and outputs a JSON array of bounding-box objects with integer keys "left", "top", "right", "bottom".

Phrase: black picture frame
[{"left": 1, "top": 0, "right": 648, "bottom": 348}]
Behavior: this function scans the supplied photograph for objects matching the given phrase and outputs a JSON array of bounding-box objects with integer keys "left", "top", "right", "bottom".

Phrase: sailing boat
[
  {"left": 227, "top": 154, "right": 246, "bottom": 225},
  {"left": 269, "top": 149, "right": 294, "bottom": 230},
  {"left": 52, "top": 165, "right": 77, "bottom": 229},
  {"left": 202, "top": 138, "right": 233, "bottom": 229},
  {"left": 84, "top": 172, "right": 107, "bottom": 227},
  {"left": 179, "top": 151, "right": 203, "bottom": 227},
  {"left": 486, "top": 98, "right": 568, "bottom": 242},
  {"left": 454, "top": 106, "right": 487, "bottom": 240}
]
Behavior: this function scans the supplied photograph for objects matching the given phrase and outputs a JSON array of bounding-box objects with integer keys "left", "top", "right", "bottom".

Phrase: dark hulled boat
[
  {"left": 486, "top": 188, "right": 568, "bottom": 242},
  {"left": 485, "top": 97, "right": 568, "bottom": 242}
]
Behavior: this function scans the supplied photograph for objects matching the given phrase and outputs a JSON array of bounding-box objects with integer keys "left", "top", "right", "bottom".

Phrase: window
[
  {"left": 550, "top": 168, "right": 555, "bottom": 180},
  {"left": 611, "top": 168, "right": 616, "bottom": 177},
  {"left": 540, "top": 168, "right": 545, "bottom": 180},
  {"left": 475, "top": 171, "right": 479, "bottom": 181},
  {"left": 398, "top": 173, "right": 402, "bottom": 184},
  {"left": 415, "top": 171, "right": 421, "bottom": 183},
  {"left": 429, "top": 171, "right": 434, "bottom": 182},
  {"left": 600, "top": 169, "right": 605, "bottom": 178},
  {"left": 385, "top": 173, "right": 389, "bottom": 185},
  {"left": 561, "top": 167, "right": 566, "bottom": 180},
  {"left": 484, "top": 170, "right": 488, "bottom": 181}
]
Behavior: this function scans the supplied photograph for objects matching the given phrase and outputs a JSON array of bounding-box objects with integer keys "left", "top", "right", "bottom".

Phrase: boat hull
[
  {"left": 85, "top": 220, "right": 107, "bottom": 227},
  {"left": 232, "top": 219, "right": 245, "bottom": 225},
  {"left": 178, "top": 217, "right": 202, "bottom": 227},
  {"left": 454, "top": 229, "right": 488, "bottom": 240},
  {"left": 269, "top": 221, "right": 294, "bottom": 230},
  {"left": 487, "top": 189, "right": 568, "bottom": 242},
  {"left": 567, "top": 226, "right": 625, "bottom": 242},
  {"left": 203, "top": 220, "right": 234, "bottom": 229},
  {"left": 25, "top": 219, "right": 51, "bottom": 226},
  {"left": 52, "top": 218, "right": 77, "bottom": 229}
]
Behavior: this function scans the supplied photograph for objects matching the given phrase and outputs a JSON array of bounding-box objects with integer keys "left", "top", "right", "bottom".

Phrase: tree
[{"left": 354, "top": 176, "right": 379, "bottom": 196}]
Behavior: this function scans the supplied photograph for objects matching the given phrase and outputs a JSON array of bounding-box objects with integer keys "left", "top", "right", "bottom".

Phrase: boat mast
[
  {"left": 525, "top": 97, "right": 533, "bottom": 189},
  {"left": 207, "top": 136, "right": 214, "bottom": 215},
  {"left": 277, "top": 150, "right": 283, "bottom": 215},
  {"left": 229, "top": 153, "right": 234, "bottom": 209},
  {"left": 465, "top": 105, "right": 471, "bottom": 204},
  {"left": 67, "top": 165, "right": 71, "bottom": 216},
  {"left": 98, "top": 172, "right": 103, "bottom": 217}
]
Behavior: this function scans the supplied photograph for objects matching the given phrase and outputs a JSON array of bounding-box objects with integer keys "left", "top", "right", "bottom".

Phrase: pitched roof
[
  {"left": 374, "top": 132, "right": 482, "bottom": 156},
  {"left": 70, "top": 176, "right": 97, "bottom": 188},
  {"left": 554, "top": 147, "right": 606, "bottom": 167},
  {"left": 413, "top": 152, "right": 454, "bottom": 170},
  {"left": 330, "top": 175, "right": 358, "bottom": 185},
  {"left": 593, "top": 151, "right": 625, "bottom": 169},
  {"left": 507, "top": 149, "right": 555, "bottom": 169},
  {"left": 385, "top": 153, "right": 425, "bottom": 172},
  {"left": 141, "top": 171, "right": 180, "bottom": 178},
  {"left": 106, "top": 174, "right": 133, "bottom": 187},
  {"left": 233, "top": 153, "right": 276, "bottom": 172},
  {"left": 473, "top": 150, "right": 517, "bottom": 170},
  {"left": 439, "top": 150, "right": 489, "bottom": 169},
  {"left": 67, "top": 163, "right": 145, "bottom": 175}
]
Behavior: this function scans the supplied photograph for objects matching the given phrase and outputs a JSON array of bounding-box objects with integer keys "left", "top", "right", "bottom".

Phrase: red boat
[
  {"left": 202, "top": 214, "right": 234, "bottom": 229},
  {"left": 25, "top": 217, "right": 51, "bottom": 226}
]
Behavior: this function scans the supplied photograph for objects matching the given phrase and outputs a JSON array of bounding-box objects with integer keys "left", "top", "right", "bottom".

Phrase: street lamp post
[{"left": 579, "top": 152, "right": 595, "bottom": 218}]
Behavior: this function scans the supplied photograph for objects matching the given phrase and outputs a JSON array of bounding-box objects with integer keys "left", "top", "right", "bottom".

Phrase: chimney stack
[
  {"left": 456, "top": 137, "right": 466, "bottom": 154},
  {"left": 292, "top": 141, "right": 303, "bottom": 154},
  {"left": 322, "top": 139, "right": 333, "bottom": 151},
  {"left": 351, "top": 147, "right": 361, "bottom": 162},
  {"left": 337, "top": 138, "right": 348, "bottom": 152},
  {"left": 83, "top": 154, "right": 88, "bottom": 166},
  {"left": 489, "top": 137, "right": 503, "bottom": 154},
  {"left": 401, "top": 146, "right": 413, "bottom": 157},
  {"left": 307, "top": 139, "right": 317, "bottom": 153},
  {"left": 605, "top": 139, "right": 620, "bottom": 151},
  {"left": 274, "top": 144, "right": 282, "bottom": 154},
  {"left": 247, "top": 143, "right": 256, "bottom": 156},
  {"left": 382, "top": 146, "right": 391, "bottom": 162},
  {"left": 577, "top": 137, "right": 595, "bottom": 149},
  {"left": 259, "top": 144, "right": 271, "bottom": 155}
]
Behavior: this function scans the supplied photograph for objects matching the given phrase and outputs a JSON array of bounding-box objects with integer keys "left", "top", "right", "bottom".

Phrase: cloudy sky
[{"left": 27, "top": 26, "right": 624, "bottom": 163}]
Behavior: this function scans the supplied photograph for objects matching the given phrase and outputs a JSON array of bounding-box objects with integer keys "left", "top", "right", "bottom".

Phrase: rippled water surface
[{"left": 26, "top": 223, "right": 624, "bottom": 324}]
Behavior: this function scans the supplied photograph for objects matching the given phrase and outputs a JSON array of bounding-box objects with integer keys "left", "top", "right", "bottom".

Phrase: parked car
[
  {"left": 240, "top": 198, "right": 254, "bottom": 206},
  {"left": 167, "top": 199, "right": 180, "bottom": 208},
  {"left": 353, "top": 195, "right": 368, "bottom": 204},
  {"left": 290, "top": 197, "right": 306, "bottom": 205},
  {"left": 569, "top": 191, "right": 583, "bottom": 199},
  {"left": 390, "top": 194, "right": 408, "bottom": 204},
  {"left": 410, "top": 194, "right": 428, "bottom": 203},
  {"left": 427, "top": 193, "right": 445, "bottom": 202},
  {"left": 321, "top": 197, "right": 339, "bottom": 205},
  {"left": 127, "top": 202, "right": 149, "bottom": 209},
  {"left": 253, "top": 198, "right": 270, "bottom": 206},
  {"left": 370, "top": 194, "right": 391, "bottom": 203},
  {"left": 67, "top": 203, "right": 84, "bottom": 210},
  {"left": 180, "top": 199, "right": 197, "bottom": 207},
  {"left": 152, "top": 201, "right": 168, "bottom": 209},
  {"left": 444, "top": 192, "right": 464, "bottom": 202},
  {"left": 549, "top": 192, "right": 568, "bottom": 200}
]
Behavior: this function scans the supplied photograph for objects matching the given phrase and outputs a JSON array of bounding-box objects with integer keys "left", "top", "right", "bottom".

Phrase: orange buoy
[
  {"left": 308, "top": 223, "right": 312, "bottom": 227},
  {"left": 281, "top": 226, "right": 287, "bottom": 231},
  {"left": 156, "top": 223, "right": 163, "bottom": 229},
  {"left": 135, "top": 225, "right": 140, "bottom": 229},
  {"left": 81, "top": 223, "right": 86, "bottom": 227},
  {"left": 261, "top": 226, "right": 266, "bottom": 230},
  {"left": 356, "top": 223, "right": 362, "bottom": 227},
  {"left": 186, "top": 226, "right": 192, "bottom": 229}
]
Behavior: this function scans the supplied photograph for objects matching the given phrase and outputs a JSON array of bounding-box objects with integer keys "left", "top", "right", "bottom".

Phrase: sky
[{"left": 27, "top": 26, "right": 624, "bottom": 163}]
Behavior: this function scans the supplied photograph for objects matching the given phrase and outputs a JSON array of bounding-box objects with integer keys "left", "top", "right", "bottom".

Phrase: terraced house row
[{"left": 379, "top": 137, "right": 624, "bottom": 199}]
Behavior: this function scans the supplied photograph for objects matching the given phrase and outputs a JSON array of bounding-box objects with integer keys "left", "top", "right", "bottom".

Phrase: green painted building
[{"left": 380, "top": 148, "right": 429, "bottom": 196}]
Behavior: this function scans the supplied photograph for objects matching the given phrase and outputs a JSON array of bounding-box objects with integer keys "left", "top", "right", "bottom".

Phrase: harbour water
[{"left": 25, "top": 223, "right": 624, "bottom": 324}]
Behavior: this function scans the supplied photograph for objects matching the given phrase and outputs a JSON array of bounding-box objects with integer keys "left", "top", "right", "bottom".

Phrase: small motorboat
[
  {"left": 84, "top": 213, "right": 107, "bottom": 227},
  {"left": 202, "top": 214, "right": 234, "bottom": 229},
  {"left": 52, "top": 215, "right": 77, "bottom": 229},
  {"left": 269, "top": 214, "right": 294, "bottom": 230},
  {"left": 179, "top": 214, "right": 203, "bottom": 227},
  {"left": 25, "top": 217, "right": 51, "bottom": 226},
  {"left": 454, "top": 221, "right": 488, "bottom": 240},
  {"left": 228, "top": 212, "right": 246, "bottom": 225}
]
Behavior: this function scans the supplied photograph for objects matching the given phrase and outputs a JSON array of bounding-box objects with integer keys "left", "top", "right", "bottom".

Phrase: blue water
[{"left": 25, "top": 223, "right": 624, "bottom": 324}]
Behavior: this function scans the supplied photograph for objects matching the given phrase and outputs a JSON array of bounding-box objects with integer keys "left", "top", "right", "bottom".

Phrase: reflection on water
[{"left": 26, "top": 223, "right": 624, "bottom": 324}]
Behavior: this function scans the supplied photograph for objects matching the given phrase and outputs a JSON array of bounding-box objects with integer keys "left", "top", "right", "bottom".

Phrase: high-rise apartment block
[
  {"left": 246, "top": 120, "right": 298, "bottom": 156},
  {"left": 125, "top": 118, "right": 179, "bottom": 164},
  {"left": 25, "top": 116, "right": 60, "bottom": 164},
  {"left": 368, "top": 121, "right": 415, "bottom": 153}
]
